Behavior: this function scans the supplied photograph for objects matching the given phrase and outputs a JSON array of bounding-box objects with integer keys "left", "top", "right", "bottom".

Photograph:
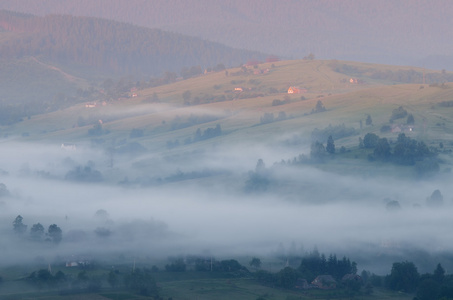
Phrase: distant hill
[
  {"left": 1, "top": 0, "right": 453, "bottom": 69},
  {"left": 0, "top": 10, "right": 265, "bottom": 123},
  {"left": 0, "top": 10, "right": 264, "bottom": 77}
]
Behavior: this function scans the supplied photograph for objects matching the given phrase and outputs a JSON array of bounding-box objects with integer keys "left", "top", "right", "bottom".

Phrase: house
[
  {"left": 349, "top": 78, "right": 358, "bottom": 84},
  {"left": 85, "top": 102, "right": 97, "bottom": 108},
  {"left": 311, "top": 275, "right": 337, "bottom": 289},
  {"left": 391, "top": 124, "right": 414, "bottom": 133},
  {"left": 65, "top": 255, "right": 91, "bottom": 267},
  {"left": 288, "top": 86, "right": 307, "bottom": 94},
  {"left": 234, "top": 87, "right": 243, "bottom": 92}
]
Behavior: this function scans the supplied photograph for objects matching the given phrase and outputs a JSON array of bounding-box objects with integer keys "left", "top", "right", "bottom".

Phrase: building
[{"left": 288, "top": 86, "right": 307, "bottom": 94}]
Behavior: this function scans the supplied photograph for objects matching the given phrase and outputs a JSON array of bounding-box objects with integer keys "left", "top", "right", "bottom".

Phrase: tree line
[
  {"left": 13, "top": 215, "right": 62, "bottom": 243},
  {"left": 0, "top": 10, "right": 263, "bottom": 77}
]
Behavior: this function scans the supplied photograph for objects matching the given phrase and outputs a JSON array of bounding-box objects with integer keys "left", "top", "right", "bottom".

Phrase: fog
[{"left": 1, "top": 138, "right": 453, "bottom": 274}]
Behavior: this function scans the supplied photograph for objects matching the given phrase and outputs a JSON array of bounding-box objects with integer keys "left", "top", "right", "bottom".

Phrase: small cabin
[{"left": 288, "top": 86, "right": 307, "bottom": 94}]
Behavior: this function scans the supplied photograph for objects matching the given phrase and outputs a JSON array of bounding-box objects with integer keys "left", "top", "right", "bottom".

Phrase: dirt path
[{"left": 31, "top": 57, "right": 85, "bottom": 83}]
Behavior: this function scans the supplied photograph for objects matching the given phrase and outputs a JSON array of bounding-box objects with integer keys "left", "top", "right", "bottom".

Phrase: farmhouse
[
  {"left": 391, "top": 124, "right": 414, "bottom": 133},
  {"left": 85, "top": 102, "right": 97, "bottom": 108},
  {"left": 288, "top": 86, "right": 307, "bottom": 94}
]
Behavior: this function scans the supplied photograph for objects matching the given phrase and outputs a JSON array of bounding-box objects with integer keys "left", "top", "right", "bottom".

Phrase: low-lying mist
[{"left": 1, "top": 140, "right": 452, "bottom": 275}]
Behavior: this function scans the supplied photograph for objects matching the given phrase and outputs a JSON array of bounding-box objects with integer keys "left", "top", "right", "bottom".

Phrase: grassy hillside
[
  {"left": 2, "top": 59, "right": 452, "bottom": 183},
  {"left": 8, "top": 59, "right": 452, "bottom": 143}
]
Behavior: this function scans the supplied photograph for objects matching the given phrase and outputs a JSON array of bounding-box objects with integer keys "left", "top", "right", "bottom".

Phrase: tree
[
  {"left": 260, "top": 112, "right": 274, "bottom": 124},
  {"left": 326, "top": 135, "right": 335, "bottom": 154},
  {"left": 277, "top": 267, "right": 299, "bottom": 289},
  {"left": 310, "top": 141, "right": 326, "bottom": 162},
  {"left": 433, "top": 263, "right": 445, "bottom": 283},
  {"left": 363, "top": 133, "right": 379, "bottom": 148},
  {"left": 390, "top": 106, "right": 408, "bottom": 122},
  {"left": 417, "top": 278, "right": 440, "bottom": 300},
  {"left": 165, "top": 258, "right": 186, "bottom": 272},
  {"left": 386, "top": 261, "right": 419, "bottom": 293},
  {"left": 374, "top": 138, "right": 391, "bottom": 159},
  {"left": 47, "top": 224, "right": 62, "bottom": 243},
  {"left": 124, "top": 268, "right": 159, "bottom": 297},
  {"left": 386, "top": 200, "right": 401, "bottom": 211},
  {"left": 13, "top": 215, "right": 27, "bottom": 234},
  {"left": 30, "top": 223, "right": 45, "bottom": 241},
  {"left": 366, "top": 114, "right": 373, "bottom": 126},
  {"left": 313, "top": 100, "right": 326, "bottom": 113},
  {"left": 426, "top": 189, "right": 443, "bottom": 207},
  {"left": 249, "top": 257, "right": 262, "bottom": 269}
]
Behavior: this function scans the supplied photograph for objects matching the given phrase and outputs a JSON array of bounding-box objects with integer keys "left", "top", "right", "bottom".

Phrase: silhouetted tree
[
  {"left": 13, "top": 215, "right": 27, "bottom": 234},
  {"left": 124, "top": 268, "right": 159, "bottom": 297},
  {"left": 417, "top": 278, "right": 440, "bottom": 300},
  {"left": 326, "top": 135, "right": 335, "bottom": 154},
  {"left": 165, "top": 258, "right": 186, "bottom": 272},
  {"left": 374, "top": 138, "right": 391, "bottom": 159},
  {"left": 386, "top": 261, "right": 419, "bottom": 293},
  {"left": 386, "top": 200, "right": 401, "bottom": 211},
  {"left": 433, "top": 263, "right": 445, "bottom": 283},
  {"left": 363, "top": 133, "right": 379, "bottom": 148},
  {"left": 426, "top": 189, "right": 443, "bottom": 207},
  {"left": 277, "top": 267, "right": 299, "bottom": 289},
  {"left": 47, "top": 224, "right": 62, "bottom": 243},
  {"left": 249, "top": 257, "right": 262, "bottom": 269},
  {"left": 30, "top": 223, "right": 45, "bottom": 241},
  {"left": 390, "top": 106, "right": 408, "bottom": 123},
  {"left": 310, "top": 141, "right": 326, "bottom": 162},
  {"left": 313, "top": 100, "right": 326, "bottom": 113}
]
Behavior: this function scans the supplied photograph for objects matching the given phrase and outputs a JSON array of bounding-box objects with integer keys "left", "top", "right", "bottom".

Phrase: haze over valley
[{"left": 0, "top": 2, "right": 453, "bottom": 299}]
